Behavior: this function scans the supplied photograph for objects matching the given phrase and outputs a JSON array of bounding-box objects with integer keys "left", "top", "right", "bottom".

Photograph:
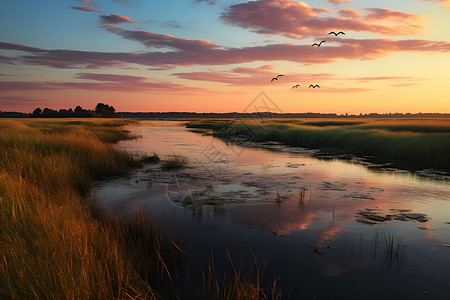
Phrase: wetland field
[{"left": 1, "top": 118, "right": 449, "bottom": 299}]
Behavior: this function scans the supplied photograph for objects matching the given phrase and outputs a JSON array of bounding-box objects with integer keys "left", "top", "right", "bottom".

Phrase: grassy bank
[
  {"left": 0, "top": 119, "right": 171, "bottom": 299},
  {"left": 186, "top": 118, "right": 450, "bottom": 170}
]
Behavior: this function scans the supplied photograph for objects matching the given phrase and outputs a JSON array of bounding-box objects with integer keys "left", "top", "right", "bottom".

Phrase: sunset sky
[{"left": 1, "top": 0, "right": 450, "bottom": 114}]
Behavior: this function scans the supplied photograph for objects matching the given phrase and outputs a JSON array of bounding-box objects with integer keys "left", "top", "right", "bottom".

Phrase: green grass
[{"left": 187, "top": 119, "right": 450, "bottom": 170}]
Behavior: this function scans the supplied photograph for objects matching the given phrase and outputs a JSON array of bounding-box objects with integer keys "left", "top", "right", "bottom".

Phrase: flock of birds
[{"left": 270, "top": 31, "right": 346, "bottom": 90}]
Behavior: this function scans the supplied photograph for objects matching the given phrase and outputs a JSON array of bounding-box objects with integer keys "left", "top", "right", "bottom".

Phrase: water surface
[{"left": 94, "top": 121, "right": 450, "bottom": 299}]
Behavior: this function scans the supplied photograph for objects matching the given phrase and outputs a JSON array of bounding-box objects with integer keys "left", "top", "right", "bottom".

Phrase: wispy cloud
[
  {"left": 0, "top": 79, "right": 205, "bottom": 94},
  {"left": 100, "top": 13, "right": 136, "bottom": 24},
  {"left": 221, "top": 0, "right": 426, "bottom": 39},
  {"left": 75, "top": 73, "right": 146, "bottom": 82},
  {"left": 193, "top": 0, "right": 217, "bottom": 5},
  {"left": 328, "top": 0, "right": 353, "bottom": 4},
  {"left": 172, "top": 65, "right": 336, "bottom": 86},
  {"left": 70, "top": 6, "right": 104, "bottom": 13},
  {"left": 0, "top": 54, "right": 17, "bottom": 65}
]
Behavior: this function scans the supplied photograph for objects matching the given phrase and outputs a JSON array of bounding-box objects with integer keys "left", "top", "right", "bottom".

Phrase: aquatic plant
[{"left": 161, "top": 155, "right": 188, "bottom": 170}]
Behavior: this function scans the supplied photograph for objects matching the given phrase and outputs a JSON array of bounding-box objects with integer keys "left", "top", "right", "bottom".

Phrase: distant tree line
[
  {"left": 118, "top": 112, "right": 450, "bottom": 119},
  {"left": 28, "top": 103, "right": 117, "bottom": 118}
]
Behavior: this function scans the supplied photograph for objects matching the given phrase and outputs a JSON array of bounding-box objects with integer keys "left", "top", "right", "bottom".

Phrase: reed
[
  {"left": 0, "top": 119, "right": 172, "bottom": 299},
  {"left": 161, "top": 155, "right": 188, "bottom": 170},
  {"left": 187, "top": 119, "right": 450, "bottom": 170}
]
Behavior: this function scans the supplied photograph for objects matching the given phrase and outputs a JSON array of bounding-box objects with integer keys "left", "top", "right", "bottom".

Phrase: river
[{"left": 94, "top": 121, "right": 450, "bottom": 299}]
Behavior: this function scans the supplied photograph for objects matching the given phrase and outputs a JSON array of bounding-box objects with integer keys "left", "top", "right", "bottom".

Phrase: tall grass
[
  {"left": 0, "top": 119, "right": 165, "bottom": 299},
  {"left": 187, "top": 119, "right": 450, "bottom": 170}
]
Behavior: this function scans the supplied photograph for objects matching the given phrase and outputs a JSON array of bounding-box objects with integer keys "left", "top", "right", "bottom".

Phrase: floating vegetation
[
  {"left": 161, "top": 155, "right": 188, "bottom": 170},
  {"left": 356, "top": 208, "right": 429, "bottom": 224}
]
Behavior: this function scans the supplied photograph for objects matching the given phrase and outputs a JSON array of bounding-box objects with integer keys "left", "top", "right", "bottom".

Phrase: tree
[
  {"left": 95, "top": 103, "right": 116, "bottom": 118},
  {"left": 32, "top": 108, "right": 42, "bottom": 116}
]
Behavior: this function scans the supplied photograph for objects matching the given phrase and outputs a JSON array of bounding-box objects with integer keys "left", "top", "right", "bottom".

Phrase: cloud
[
  {"left": 0, "top": 96, "right": 43, "bottom": 106},
  {"left": 163, "top": 21, "right": 182, "bottom": 29},
  {"left": 75, "top": 73, "right": 147, "bottom": 82},
  {"left": 102, "top": 24, "right": 219, "bottom": 52},
  {"left": 78, "top": 0, "right": 94, "bottom": 4},
  {"left": 0, "top": 79, "right": 205, "bottom": 94},
  {"left": 113, "top": 0, "right": 135, "bottom": 6},
  {"left": 2, "top": 35, "right": 450, "bottom": 70},
  {"left": 100, "top": 13, "right": 136, "bottom": 24},
  {"left": 193, "top": 0, "right": 217, "bottom": 5},
  {"left": 338, "top": 8, "right": 360, "bottom": 17},
  {"left": 172, "top": 65, "right": 336, "bottom": 86},
  {"left": 328, "top": 0, "right": 353, "bottom": 3},
  {"left": 221, "top": 0, "right": 426, "bottom": 39},
  {"left": 70, "top": 6, "right": 104, "bottom": 13},
  {"left": 0, "top": 54, "right": 17, "bottom": 65}
]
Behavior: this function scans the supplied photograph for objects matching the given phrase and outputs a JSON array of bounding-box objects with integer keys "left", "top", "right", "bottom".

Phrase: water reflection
[{"left": 94, "top": 121, "right": 450, "bottom": 299}]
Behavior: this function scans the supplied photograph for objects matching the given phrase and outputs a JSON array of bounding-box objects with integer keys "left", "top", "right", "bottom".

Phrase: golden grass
[{"left": 0, "top": 119, "right": 161, "bottom": 299}]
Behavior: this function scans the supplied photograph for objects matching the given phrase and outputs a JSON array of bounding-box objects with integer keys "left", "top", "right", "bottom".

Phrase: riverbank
[
  {"left": 0, "top": 119, "right": 175, "bottom": 299},
  {"left": 186, "top": 118, "right": 450, "bottom": 171}
]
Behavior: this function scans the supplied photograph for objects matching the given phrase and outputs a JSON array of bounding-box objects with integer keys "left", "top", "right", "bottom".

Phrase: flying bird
[
  {"left": 271, "top": 74, "right": 284, "bottom": 82},
  {"left": 311, "top": 41, "right": 325, "bottom": 47},
  {"left": 308, "top": 84, "right": 320, "bottom": 88},
  {"left": 328, "top": 31, "right": 345, "bottom": 36},
  {"left": 291, "top": 84, "right": 300, "bottom": 89}
]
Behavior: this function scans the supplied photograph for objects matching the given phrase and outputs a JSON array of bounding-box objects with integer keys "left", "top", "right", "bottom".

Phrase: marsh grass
[
  {"left": 382, "top": 232, "right": 406, "bottom": 270},
  {"left": 161, "top": 155, "right": 188, "bottom": 170},
  {"left": 187, "top": 118, "right": 450, "bottom": 170},
  {"left": 0, "top": 119, "right": 176, "bottom": 299},
  {"left": 141, "top": 153, "right": 161, "bottom": 164},
  {"left": 202, "top": 251, "right": 281, "bottom": 300}
]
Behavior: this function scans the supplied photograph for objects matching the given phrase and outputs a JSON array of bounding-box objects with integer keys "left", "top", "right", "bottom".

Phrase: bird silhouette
[
  {"left": 311, "top": 41, "right": 325, "bottom": 47},
  {"left": 328, "top": 31, "right": 345, "bottom": 36},
  {"left": 271, "top": 74, "right": 284, "bottom": 82},
  {"left": 291, "top": 84, "right": 300, "bottom": 89},
  {"left": 308, "top": 84, "right": 320, "bottom": 88}
]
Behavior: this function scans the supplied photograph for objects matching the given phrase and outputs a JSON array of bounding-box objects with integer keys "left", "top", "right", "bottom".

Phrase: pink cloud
[
  {"left": 173, "top": 65, "right": 336, "bottom": 86},
  {"left": 70, "top": 6, "right": 104, "bottom": 13},
  {"left": 221, "top": 0, "right": 426, "bottom": 38},
  {"left": 0, "top": 79, "right": 205, "bottom": 94},
  {"left": 338, "top": 8, "right": 360, "bottom": 17},
  {"left": 100, "top": 13, "right": 136, "bottom": 24},
  {"left": 328, "top": 0, "right": 353, "bottom": 3},
  {"left": 2, "top": 35, "right": 450, "bottom": 70},
  {"left": 75, "top": 73, "right": 146, "bottom": 82}
]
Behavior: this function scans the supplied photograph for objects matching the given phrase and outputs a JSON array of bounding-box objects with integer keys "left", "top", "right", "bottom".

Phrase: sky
[{"left": 0, "top": 0, "right": 450, "bottom": 114}]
